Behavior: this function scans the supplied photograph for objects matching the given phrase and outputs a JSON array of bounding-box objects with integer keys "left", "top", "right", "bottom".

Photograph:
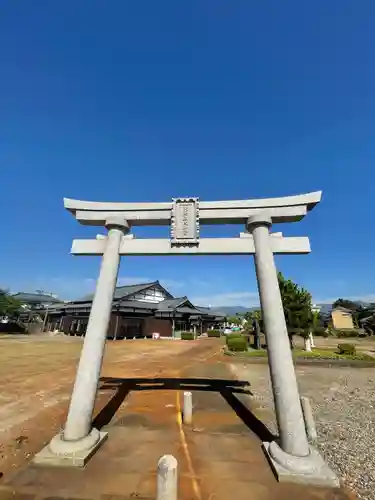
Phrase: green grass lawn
[{"left": 226, "top": 347, "right": 375, "bottom": 362}]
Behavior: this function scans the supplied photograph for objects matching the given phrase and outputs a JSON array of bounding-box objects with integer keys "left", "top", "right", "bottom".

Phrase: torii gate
[{"left": 34, "top": 192, "right": 338, "bottom": 487}]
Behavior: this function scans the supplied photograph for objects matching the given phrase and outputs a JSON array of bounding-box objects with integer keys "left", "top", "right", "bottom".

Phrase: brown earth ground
[{"left": 0, "top": 336, "right": 355, "bottom": 500}]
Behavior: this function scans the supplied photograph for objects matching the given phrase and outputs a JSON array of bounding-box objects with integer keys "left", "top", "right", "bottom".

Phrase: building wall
[
  {"left": 143, "top": 317, "right": 172, "bottom": 337},
  {"left": 111, "top": 314, "right": 144, "bottom": 339},
  {"left": 58, "top": 312, "right": 178, "bottom": 339},
  {"left": 331, "top": 309, "right": 354, "bottom": 329},
  {"left": 61, "top": 316, "right": 73, "bottom": 333}
]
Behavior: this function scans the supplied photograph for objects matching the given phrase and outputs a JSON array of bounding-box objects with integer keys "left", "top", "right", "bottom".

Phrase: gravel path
[{"left": 230, "top": 362, "right": 375, "bottom": 500}]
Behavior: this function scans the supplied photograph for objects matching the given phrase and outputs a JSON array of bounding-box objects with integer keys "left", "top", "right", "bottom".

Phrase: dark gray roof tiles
[
  {"left": 77, "top": 281, "right": 170, "bottom": 302},
  {"left": 12, "top": 292, "right": 61, "bottom": 304},
  {"left": 156, "top": 297, "right": 190, "bottom": 310}
]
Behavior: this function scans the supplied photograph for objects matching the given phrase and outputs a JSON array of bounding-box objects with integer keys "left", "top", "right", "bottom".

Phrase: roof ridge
[{"left": 115, "top": 280, "right": 158, "bottom": 289}]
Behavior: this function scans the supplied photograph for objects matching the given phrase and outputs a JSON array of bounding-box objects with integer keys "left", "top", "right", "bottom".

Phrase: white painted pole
[
  {"left": 63, "top": 219, "right": 129, "bottom": 442},
  {"left": 183, "top": 391, "right": 193, "bottom": 425},
  {"left": 304, "top": 336, "right": 312, "bottom": 352},
  {"left": 248, "top": 214, "right": 310, "bottom": 458},
  {"left": 157, "top": 455, "right": 178, "bottom": 500},
  {"left": 300, "top": 396, "right": 318, "bottom": 441}
]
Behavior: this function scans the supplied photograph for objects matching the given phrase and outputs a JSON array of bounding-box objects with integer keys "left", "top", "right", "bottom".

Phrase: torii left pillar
[{"left": 33, "top": 217, "right": 129, "bottom": 466}]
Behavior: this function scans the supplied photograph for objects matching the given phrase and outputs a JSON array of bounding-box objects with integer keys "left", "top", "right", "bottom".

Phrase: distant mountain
[
  {"left": 215, "top": 303, "right": 333, "bottom": 317},
  {"left": 214, "top": 301, "right": 373, "bottom": 318},
  {"left": 316, "top": 303, "right": 332, "bottom": 315},
  {"left": 212, "top": 306, "right": 252, "bottom": 316}
]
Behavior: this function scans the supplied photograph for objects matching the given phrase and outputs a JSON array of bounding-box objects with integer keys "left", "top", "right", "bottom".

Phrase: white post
[
  {"left": 157, "top": 455, "right": 178, "bottom": 500},
  {"left": 247, "top": 214, "right": 310, "bottom": 458},
  {"left": 300, "top": 396, "right": 318, "bottom": 441},
  {"left": 62, "top": 218, "right": 129, "bottom": 442},
  {"left": 183, "top": 391, "right": 193, "bottom": 425}
]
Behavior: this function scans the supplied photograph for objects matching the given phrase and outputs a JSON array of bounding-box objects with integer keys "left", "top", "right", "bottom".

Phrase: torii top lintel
[{"left": 63, "top": 191, "right": 322, "bottom": 227}]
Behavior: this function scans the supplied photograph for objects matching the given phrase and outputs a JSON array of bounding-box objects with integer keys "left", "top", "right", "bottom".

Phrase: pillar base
[
  {"left": 33, "top": 428, "right": 108, "bottom": 467},
  {"left": 262, "top": 441, "right": 340, "bottom": 488}
]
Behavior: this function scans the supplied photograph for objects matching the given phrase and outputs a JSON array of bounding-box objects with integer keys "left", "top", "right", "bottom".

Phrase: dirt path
[{"left": 0, "top": 337, "right": 191, "bottom": 479}]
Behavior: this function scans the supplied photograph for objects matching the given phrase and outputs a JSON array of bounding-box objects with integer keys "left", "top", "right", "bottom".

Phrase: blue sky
[{"left": 1, "top": 1, "right": 374, "bottom": 307}]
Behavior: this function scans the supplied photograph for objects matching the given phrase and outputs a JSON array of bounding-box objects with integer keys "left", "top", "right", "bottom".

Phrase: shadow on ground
[{"left": 94, "top": 376, "right": 276, "bottom": 442}]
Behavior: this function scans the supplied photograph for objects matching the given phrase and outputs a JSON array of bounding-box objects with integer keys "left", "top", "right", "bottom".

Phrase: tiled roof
[
  {"left": 157, "top": 297, "right": 190, "bottom": 311},
  {"left": 77, "top": 281, "right": 167, "bottom": 302},
  {"left": 12, "top": 293, "right": 61, "bottom": 304}
]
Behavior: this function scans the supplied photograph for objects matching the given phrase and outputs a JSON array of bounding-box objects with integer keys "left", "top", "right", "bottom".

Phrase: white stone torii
[{"left": 34, "top": 192, "right": 338, "bottom": 487}]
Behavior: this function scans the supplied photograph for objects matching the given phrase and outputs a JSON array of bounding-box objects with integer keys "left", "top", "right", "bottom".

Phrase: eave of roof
[
  {"left": 12, "top": 293, "right": 61, "bottom": 303},
  {"left": 74, "top": 280, "right": 173, "bottom": 303}
]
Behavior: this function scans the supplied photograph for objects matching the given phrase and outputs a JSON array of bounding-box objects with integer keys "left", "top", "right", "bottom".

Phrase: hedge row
[
  {"left": 207, "top": 329, "right": 221, "bottom": 338},
  {"left": 181, "top": 332, "right": 195, "bottom": 340},
  {"left": 295, "top": 328, "right": 365, "bottom": 338},
  {"left": 335, "top": 329, "right": 363, "bottom": 338}
]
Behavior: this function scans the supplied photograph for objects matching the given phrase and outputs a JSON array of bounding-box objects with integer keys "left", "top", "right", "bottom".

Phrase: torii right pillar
[{"left": 247, "top": 213, "right": 339, "bottom": 487}]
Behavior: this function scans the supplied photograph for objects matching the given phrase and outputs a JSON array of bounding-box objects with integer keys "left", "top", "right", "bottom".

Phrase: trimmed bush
[
  {"left": 207, "top": 329, "right": 221, "bottom": 338},
  {"left": 335, "top": 329, "right": 361, "bottom": 338},
  {"left": 227, "top": 336, "right": 247, "bottom": 352},
  {"left": 337, "top": 343, "right": 356, "bottom": 355},
  {"left": 181, "top": 332, "right": 195, "bottom": 340},
  {"left": 225, "top": 333, "right": 244, "bottom": 344}
]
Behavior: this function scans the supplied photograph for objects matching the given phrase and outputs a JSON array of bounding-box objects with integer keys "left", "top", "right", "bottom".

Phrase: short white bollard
[
  {"left": 157, "top": 454, "right": 178, "bottom": 500},
  {"left": 300, "top": 396, "right": 318, "bottom": 441},
  {"left": 183, "top": 391, "right": 193, "bottom": 425}
]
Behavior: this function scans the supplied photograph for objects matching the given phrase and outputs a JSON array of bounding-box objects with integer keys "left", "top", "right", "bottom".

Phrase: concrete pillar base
[
  {"left": 262, "top": 441, "right": 339, "bottom": 488},
  {"left": 32, "top": 428, "right": 108, "bottom": 467}
]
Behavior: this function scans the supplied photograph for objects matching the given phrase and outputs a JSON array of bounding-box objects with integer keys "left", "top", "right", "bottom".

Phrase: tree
[
  {"left": 242, "top": 310, "right": 263, "bottom": 348},
  {"left": 360, "top": 306, "right": 375, "bottom": 335},
  {"left": 227, "top": 315, "right": 243, "bottom": 327},
  {"left": 248, "top": 309, "right": 262, "bottom": 349},
  {"left": 0, "top": 289, "right": 21, "bottom": 319},
  {"left": 332, "top": 298, "right": 361, "bottom": 311},
  {"left": 277, "top": 272, "right": 313, "bottom": 349},
  {"left": 244, "top": 309, "right": 262, "bottom": 323}
]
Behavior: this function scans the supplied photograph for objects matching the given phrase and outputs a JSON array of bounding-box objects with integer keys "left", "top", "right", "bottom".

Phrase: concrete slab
[
  {"left": 262, "top": 442, "right": 340, "bottom": 488},
  {"left": 32, "top": 431, "right": 108, "bottom": 468}
]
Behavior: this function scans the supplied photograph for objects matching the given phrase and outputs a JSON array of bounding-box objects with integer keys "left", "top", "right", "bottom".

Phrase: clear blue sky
[{"left": 1, "top": 0, "right": 374, "bottom": 307}]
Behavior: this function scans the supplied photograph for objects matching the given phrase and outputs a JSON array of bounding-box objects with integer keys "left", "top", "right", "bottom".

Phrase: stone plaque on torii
[{"left": 34, "top": 191, "right": 339, "bottom": 487}]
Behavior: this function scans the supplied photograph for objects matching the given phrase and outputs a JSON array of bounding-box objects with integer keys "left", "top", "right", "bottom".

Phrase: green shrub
[
  {"left": 334, "top": 329, "right": 359, "bottom": 338},
  {"left": 337, "top": 343, "right": 356, "bottom": 355},
  {"left": 207, "top": 329, "right": 221, "bottom": 338},
  {"left": 181, "top": 332, "right": 195, "bottom": 341},
  {"left": 225, "top": 333, "right": 244, "bottom": 344},
  {"left": 227, "top": 336, "right": 247, "bottom": 352},
  {"left": 312, "top": 326, "right": 329, "bottom": 337}
]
